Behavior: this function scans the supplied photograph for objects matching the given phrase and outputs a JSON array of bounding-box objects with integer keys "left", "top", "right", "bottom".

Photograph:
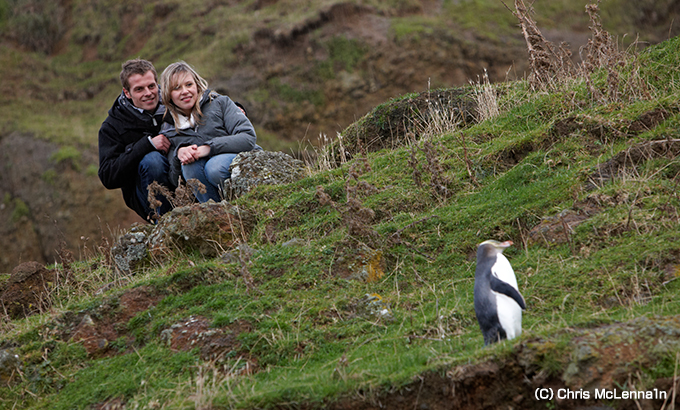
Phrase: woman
[{"left": 160, "top": 61, "right": 259, "bottom": 202}]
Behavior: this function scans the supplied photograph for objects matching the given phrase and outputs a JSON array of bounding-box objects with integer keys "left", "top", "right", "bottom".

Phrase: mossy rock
[{"left": 338, "top": 88, "right": 478, "bottom": 161}]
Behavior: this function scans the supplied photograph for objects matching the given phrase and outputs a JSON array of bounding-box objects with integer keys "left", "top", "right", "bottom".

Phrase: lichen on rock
[
  {"left": 227, "top": 150, "right": 305, "bottom": 198},
  {"left": 110, "top": 224, "right": 153, "bottom": 275}
]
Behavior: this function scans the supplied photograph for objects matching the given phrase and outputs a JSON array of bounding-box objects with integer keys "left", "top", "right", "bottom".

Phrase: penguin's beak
[{"left": 499, "top": 240, "right": 513, "bottom": 248}]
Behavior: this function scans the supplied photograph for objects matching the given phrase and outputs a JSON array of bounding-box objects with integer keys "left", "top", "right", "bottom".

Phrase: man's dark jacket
[{"left": 98, "top": 92, "right": 165, "bottom": 220}]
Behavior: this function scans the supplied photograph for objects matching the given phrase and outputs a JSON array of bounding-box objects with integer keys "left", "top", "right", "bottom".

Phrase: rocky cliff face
[{"left": 0, "top": 133, "right": 141, "bottom": 271}]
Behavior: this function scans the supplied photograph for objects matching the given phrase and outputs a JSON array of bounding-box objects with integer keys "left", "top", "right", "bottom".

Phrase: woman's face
[{"left": 170, "top": 71, "right": 199, "bottom": 115}]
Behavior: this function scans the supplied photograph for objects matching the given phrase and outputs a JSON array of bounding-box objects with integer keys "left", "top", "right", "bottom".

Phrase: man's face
[{"left": 123, "top": 71, "right": 159, "bottom": 112}]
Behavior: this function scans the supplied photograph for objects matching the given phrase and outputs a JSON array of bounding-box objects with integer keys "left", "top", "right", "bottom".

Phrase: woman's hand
[
  {"left": 178, "top": 145, "right": 198, "bottom": 164},
  {"left": 195, "top": 145, "right": 211, "bottom": 158},
  {"left": 178, "top": 144, "right": 211, "bottom": 165}
]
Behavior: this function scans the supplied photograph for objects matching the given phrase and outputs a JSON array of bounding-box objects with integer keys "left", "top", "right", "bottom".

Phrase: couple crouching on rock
[{"left": 98, "top": 58, "right": 259, "bottom": 223}]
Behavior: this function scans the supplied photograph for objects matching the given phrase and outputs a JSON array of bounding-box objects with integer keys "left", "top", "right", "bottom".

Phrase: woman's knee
[
  {"left": 181, "top": 161, "right": 203, "bottom": 181},
  {"left": 205, "top": 154, "right": 237, "bottom": 185}
]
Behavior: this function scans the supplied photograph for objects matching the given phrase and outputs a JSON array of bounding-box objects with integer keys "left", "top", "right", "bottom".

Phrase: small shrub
[
  {"left": 41, "top": 169, "right": 57, "bottom": 184},
  {"left": 11, "top": 197, "right": 30, "bottom": 222},
  {"left": 50, "top": 146, "right": 82, "bottom": 170}
]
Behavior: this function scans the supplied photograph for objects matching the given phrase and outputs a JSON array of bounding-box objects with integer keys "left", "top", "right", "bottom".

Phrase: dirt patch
[
  {"left": 588, "top": 138, "right": 680, "bottom": 189},
  {"left": 0, "top": 261, "right": 60, "bottom": 320},
  {"left": 161, "top": 315, "right": 258, "bottom": 370},
  {"left": 63, "top": 286, "right": 165, "bottom": 357},
  {"left": 628, "top": 108, "right": 671, "bottom": 133},
  {"left": 550, "top": 114, "right": 628, "bottom": 145},
  {"left": 527, "top": 198, "right": 601, "bottom": 247},
  {"left": 489, "top": 139, "right": 541, "bottom": 170}
]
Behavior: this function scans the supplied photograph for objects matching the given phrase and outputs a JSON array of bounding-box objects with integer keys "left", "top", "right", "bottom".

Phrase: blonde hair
[{"left": 160, "top": 61, "right": 209, "bottom": 129}]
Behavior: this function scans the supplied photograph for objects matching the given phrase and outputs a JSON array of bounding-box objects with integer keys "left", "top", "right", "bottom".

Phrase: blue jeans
[
  {"left": 136, "top": 151, "right": 172, "bottom": 219},
  {"left": 182, "top": 153, "right": 238, "bottom": 202}
]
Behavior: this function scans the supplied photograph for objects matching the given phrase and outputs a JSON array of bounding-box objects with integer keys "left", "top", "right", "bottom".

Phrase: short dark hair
[
  {"left": 234, "top": 101, "right": 248, "bottom": 117},
  {"left": 120, "top": 59, "right": 157, "bottom": 90}
]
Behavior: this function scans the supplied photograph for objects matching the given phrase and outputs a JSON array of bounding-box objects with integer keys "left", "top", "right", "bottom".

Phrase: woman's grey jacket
[{"left": 161, "top": 89, "right": 260, "bottom": 187}]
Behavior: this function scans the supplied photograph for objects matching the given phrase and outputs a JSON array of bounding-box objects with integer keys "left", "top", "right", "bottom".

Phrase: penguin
[{"left": 473, "top": 239, "right": 526, "bottom": 346}]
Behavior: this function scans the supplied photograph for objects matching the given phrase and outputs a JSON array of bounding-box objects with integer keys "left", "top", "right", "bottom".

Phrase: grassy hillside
[
  {"left": 1, "top": 9, "right": 680, "bottom": 408},
  {"left": 2, "top": 0, "right": 679, "bottom": 274}
]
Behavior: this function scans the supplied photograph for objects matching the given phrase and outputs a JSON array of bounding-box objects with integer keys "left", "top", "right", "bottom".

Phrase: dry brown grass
[
  {"left": 581, "top": 4, "right": 652, "bottom": 103},
  {"left": 471, "top": 69, "right": 501, "bottom": 122},
  {"left": 507, "top": 0, "right": 652, "bottom": 105},
  {"left": 507, "top": 0, "right": 575, "bottom": 91},
  {"left": 421, "top": 141, "right": 453, "bottom": 201},
  {"left": 301, "top": 132, "right": 349, "bottom": 173},
  {"left": 147, "top": 178, "right": 206, "bottom": 220},
  {"left": 408, "top": 139, "right": 455, "bottom": 201}
]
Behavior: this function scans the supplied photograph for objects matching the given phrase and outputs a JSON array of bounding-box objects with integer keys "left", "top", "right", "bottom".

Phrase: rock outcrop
[
  {"left": 227, "top": 150, "right": 306, "bottom": 198},
  {"left": 0, "top": 261, "right": 57, "bottom": 319}
]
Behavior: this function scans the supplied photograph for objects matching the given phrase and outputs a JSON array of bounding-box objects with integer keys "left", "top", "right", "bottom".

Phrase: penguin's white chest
[{"left": 491, "top": 254, "right": 522, "bottom": 339}]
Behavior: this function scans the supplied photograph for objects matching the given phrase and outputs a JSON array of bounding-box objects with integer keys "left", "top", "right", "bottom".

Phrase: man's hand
[{"left": 150, "top": 134, "right": 170, "bottom": 154}]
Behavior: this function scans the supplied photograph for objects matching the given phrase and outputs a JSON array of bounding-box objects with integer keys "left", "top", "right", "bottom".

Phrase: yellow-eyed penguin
[{"left": 474, "top": 240, "right": 526, "bottom": 345}]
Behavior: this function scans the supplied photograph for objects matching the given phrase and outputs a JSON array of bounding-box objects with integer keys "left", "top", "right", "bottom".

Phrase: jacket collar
[{"left": 198, "top": 89, "right": 216, "bottom": 107}]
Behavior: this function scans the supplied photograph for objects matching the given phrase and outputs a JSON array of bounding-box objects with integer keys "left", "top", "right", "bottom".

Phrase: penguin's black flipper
[{"left": 490, "top": 276, "right": 526, "bottom": 310}]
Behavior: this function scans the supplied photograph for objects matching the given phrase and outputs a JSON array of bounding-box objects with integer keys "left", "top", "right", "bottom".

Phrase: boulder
[
  {"left": 0, "top": 261, "right": 56, "bottom": 319},
  {"left": 227, "top": 150, "right": 305, "bottom": 198},
  {"left": 148, "top": 201, "right": 255, "bottom": 258},
  {"left": 110, "top": 224, "right": 153, "bottom": 275},
  {"left": 107, "top": 201, "right": 257, "bottom": 272}
]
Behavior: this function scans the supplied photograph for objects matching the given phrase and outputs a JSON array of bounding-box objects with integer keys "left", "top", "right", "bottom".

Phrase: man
[{"left": 98, "top": 59, "right": 172, "bottom": 222}]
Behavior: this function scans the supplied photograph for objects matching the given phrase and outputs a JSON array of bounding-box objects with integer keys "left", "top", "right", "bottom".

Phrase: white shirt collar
[{"left": 176, "top": 113, "right": 196, "bottom": 130}]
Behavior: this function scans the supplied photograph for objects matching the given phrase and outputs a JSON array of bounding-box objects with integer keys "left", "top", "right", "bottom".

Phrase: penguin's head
[{"left": 477, "top": 239, "right": 513, "bottom": 259}]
